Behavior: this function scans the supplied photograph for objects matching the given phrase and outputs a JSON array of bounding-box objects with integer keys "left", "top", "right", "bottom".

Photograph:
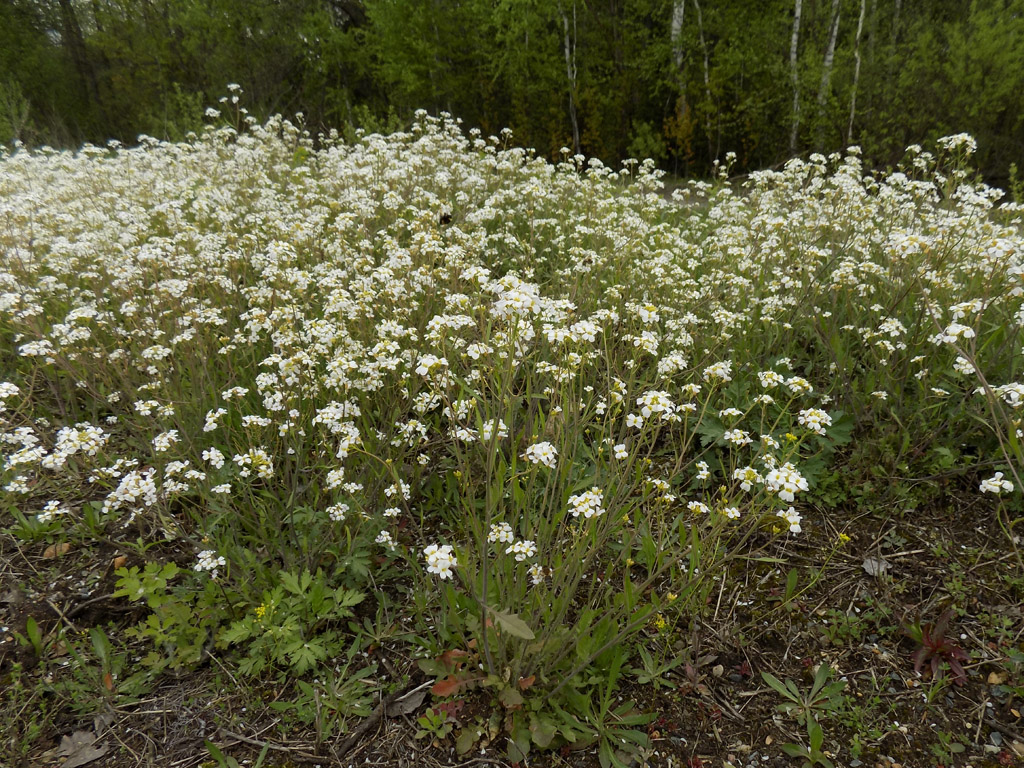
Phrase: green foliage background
[{"left": 2, "top": 0, "right": 1023, "bottom": 181}]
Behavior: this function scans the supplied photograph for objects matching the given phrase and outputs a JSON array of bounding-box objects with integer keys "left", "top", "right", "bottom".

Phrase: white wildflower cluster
[
  {"left": 488, "top": 522, "right": 515, "bottom": 544},
  {"left": 40, "top": 423, "right": 109, "bottom": 468},
  {"left": 506, "top": 539, "right": 537, "bottom": 561},
  {"left": 0, "top": 382, "right": 19, "bottom": 412},
  {"left": 764, "top": 463, "right": 809, "bottom": 502},
  {"left": 194, "top": 550, "right": 227, "bottom": 579},
  {"left": 776, "top": 506, "right": 802, "bottom": 533},
  {"left": 2, "top": 119, "right": 1022, "bottom": 646},
  {"left": 423, "top": 544, "right": 458, "bottom": 579},
  {"left": 703, "top": 361, "right": 733, "bottom": 384},
  {"left": 232, "top": 448, "right": 274, "bottom": 479},
  {"left": 733, "top": 466, "right": 763, "bottom": 492},
  {"left": 522, "top": 441, "right": 557, "bottom": 468},
  {"left": 568, "top": 487, "right": 605, "bottom": 519},
  {"left": 988, "top": 383, "right": 1024, "bottom": 409},
  {"left": 797, "top": 408, "right": 832, "bottom": 435},
  {"left": 37, "top": 500, "right": 70, "bottom": 524},
  {"left": 102, "top": 468, "right": 158, "bottom": 516},
  {"left": 636, "top": 390, "right": 679, "bottom": 423}
]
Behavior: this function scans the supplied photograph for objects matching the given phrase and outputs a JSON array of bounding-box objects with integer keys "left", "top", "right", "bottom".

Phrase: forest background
[{"left": 2, "top": 0, "right": 1023, "bottom": 183}]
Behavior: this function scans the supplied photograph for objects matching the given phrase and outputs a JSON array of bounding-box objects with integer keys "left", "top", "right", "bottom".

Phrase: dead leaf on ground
[
  {"left": 988, "top": 670, "right": 1007, "bottom": 685},
  {"left": 111, "top": 555, "right": 128, "bottom": 569},
  {"left": 386, "top": 686, "right": 428, "bottom": 716},
  {"left": 56, "top": 730, "right": 108, "bottom": 768},
  {"left": 43, "top": 542, "right": 71, "bottom": 558},
  {"left": 862, "top": 557, "right": 890, "bottom": 577}
]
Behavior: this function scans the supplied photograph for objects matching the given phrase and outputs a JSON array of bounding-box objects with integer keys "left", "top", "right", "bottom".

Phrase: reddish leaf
[
  {"left": 102, "top": 673, "right": 114, "bottom": 692},
  {"left": 518, "top": 675, "right": 536, "bottom": 691},
  {"left": 431, "top": 675, "right": 463, "bottom": 697},
  {"left": 439, "top": 649, "right": 470, "bottom": 670}
]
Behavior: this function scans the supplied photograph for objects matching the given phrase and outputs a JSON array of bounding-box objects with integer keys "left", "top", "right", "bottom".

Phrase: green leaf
[
  {"left": 760, "top": 671, "right": 799, "bottom": 704},
  {"left": 487, "top": 607, "right": 535, "bottom": 639},
  {"left": 781, "top": 743, "right": 808, "bottom": 758},
  {"left": 90, "top": 627, "right": 112, "bottom": 666},
  {"left": 220, "top": 621, "right": 251, "bottom": 646},
  {"left": 696, "top": 415, "right": 726, "bottom": 447},
  {"left": 826, "top": 411, "right": 855, "bottom": 445},
  {"left": 280, "top": 570, "right": 303, "bottom": 596},
  {"left": 498, "top": 686, "right": 523, "bottom": 708},
  {"left": 456, "top": 727, "right": 478, "bottom": 755},
  {"left": 808, "top": 719, "right": 823, "bottom": 752},
  {"left": 530, "top": 715, "right": 557, "bottom": 748}
]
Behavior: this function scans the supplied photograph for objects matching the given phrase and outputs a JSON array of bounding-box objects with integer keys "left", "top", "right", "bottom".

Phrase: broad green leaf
[{"left": 487, "top": 607, "right": 535, "bottom": 639}]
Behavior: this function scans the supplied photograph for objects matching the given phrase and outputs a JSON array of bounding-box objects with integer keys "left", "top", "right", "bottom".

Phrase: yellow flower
[
  {"left": 785, "top": 432, "right": 798, "bottom": 442},
  {"left": 666, "top": 592, "right": 678, "bottom": 602},
  {"left": 838, "top": 533, "right": 851, "bottom": 545}
]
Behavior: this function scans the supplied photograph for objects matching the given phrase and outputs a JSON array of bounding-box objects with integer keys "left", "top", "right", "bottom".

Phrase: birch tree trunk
[
  {"left": 789, "top": 0, "right": 803, "bottom": 155},
  {"left": 559, "top": 1, "right": 580, "bottom": 156},
  {"left": 670, "top": 0, "right": 687, "bottom": 119},
  {"left": 692, "top": 0, "right": 714, "bottom": 160},
  {"left": 847, "top": 0, "right": 867, "bottom": 145},
  {"left": 816, "top": 0, "right": 841, "bottom": 151}
]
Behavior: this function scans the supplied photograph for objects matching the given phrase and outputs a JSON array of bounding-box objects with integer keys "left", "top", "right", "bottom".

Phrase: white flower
[
  {"left": 415, "top": 354, "right": 448, "bottom": 377},
  {"left": 723, "top": 429, "right": 753, "bottom": 446},
  {"left": 733, "top": 466, "right": 762, "bottom": 492},
  {"left": 523, "top": 441, "right": 558, "bottom": 468},
  {"left": 798, "top": 408, "right": 832, "bottom": 435},
  {"left": 777, "top": 506, "right": 802, "bottom": 533},
  {"left": 194, "top": 550, "right": 227, "bottom": 579},
  {"left": 980, "top": 472, "right": 1013, "bottom": 495},
  {"left": 488, "top": 522, "right": 515, "bottom": 544},
  {"left": 568, "top": 487, "right": 605, "bottom": 519},
  {"left": 327, "top": 503, "right": 349, "bottom": 522},
  {"left": 695, "top": 461, "right": 710, "bottom": 481},
  {"left": 423, "top": 544, "right": 458, "bottom": 579},
  {"left": 703, "top": 360, "right": 733, "bottom": 383},
  {"left": 614, "top": 443, "right": 628, "bottom": 460},
  {"left": 505, "top": 540, "right": 537, "bottom": 561},
  {"left": 528, "top": 563, "right": 547, "bottom": 585},
  {"left": 202, "top": 447, "right": 226, "bottom": 468},
  {"left": 764, "top": 462, "right": 809, "bottom": 502}
]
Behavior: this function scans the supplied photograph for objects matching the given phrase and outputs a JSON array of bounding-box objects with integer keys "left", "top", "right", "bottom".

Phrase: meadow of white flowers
[{"left": 1, "top": 113, "right": 1021, "bottom": 756}]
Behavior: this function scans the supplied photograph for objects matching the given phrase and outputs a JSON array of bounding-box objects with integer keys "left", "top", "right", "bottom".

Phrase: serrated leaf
[
  {"left": 696, "top": 415, "right": 726, "bottom": 447},
  {"left": 826, "top": 412, "right": 855, "bottom": 445},
  {"left": 279, "top": 571, "right": 303, "bottom": 595}
]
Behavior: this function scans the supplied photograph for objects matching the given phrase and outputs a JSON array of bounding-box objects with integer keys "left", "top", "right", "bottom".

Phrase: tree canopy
[{"left": 2, "top": 0, "right": 1022, "bottom": 181}]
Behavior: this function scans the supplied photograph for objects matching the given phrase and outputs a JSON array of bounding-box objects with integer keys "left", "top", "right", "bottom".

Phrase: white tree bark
[
  {"left": 559, "top": 1, "right": 580, "bottom": 156},
  {"left": 789, "top": 0, "right": 803, "bottom": 155},
  {"left": 671, "top": 0, "right": 686, "bottom": 74},
  {"left": 692, "top": 0, "right": 714, "bottom": 159},
  {"left": 816, "top": 0, "right": 842, "bottom": 150},
  {"left": 847, "top": 0, "right": 867, "bottom": 145}
]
